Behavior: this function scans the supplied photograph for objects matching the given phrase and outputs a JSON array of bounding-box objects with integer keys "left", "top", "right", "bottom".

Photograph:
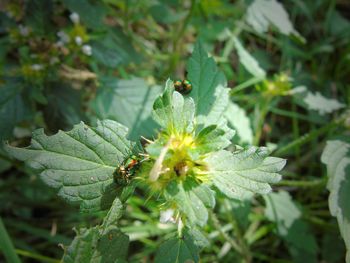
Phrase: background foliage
[{"left": 0, "top": 0, "right": 349, "bottom": 262}]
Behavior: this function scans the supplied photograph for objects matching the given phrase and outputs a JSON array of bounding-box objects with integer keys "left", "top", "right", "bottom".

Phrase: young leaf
[
  {"left": 321, "top": 139, "right": 350, "bottom": 263},
  {"left": 184, "top": 226, "right": 210, "bottom": 249},
  {"left": 152, "top": 80, "right": 195, "bottom": 134},
  {"left": 232, "top": 37, "right": 266, "bottom": 78},
  {"left": 194, "top": 125, "right": 233, "bottom": 154},
  {"left": 205, "top": 147, "right": 286, "bottom": 200},
  {"left": 246, "top": 0, "right": 303, "bottom": 40},
  {"left": 186, "top": 41, "right": 230, "bottom": 128},
  {"left": 5, "top": 120, "right": 134, "bottom": 212},
  {"left": 154, "top": 232, "right": 200, "bottom": 263},
  {"left": 165, "top": 180, "right": 214, "bottom": 227}
]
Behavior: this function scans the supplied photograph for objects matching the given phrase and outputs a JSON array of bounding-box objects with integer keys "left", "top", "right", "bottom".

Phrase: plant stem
[
  {"left": 230, "top": 76, "right": 264, "bottom": 95},
  {"left": 15, "top": 249, "right": 60, "bottom": 263},
  {"left": 221, "top": 20, "right": 245, "bottom": 59},
  {"left": 210, "top": 210, "right": 252, "bottom": 262},
  {"left": 210, "top": 211, "right": 242, "bottom": 254},
  {"left": 277, "top": 178, "right": 326, "bottom": 188},
  {"left": 167, "top": 0, "right": 196, "bottom": 75},
  {"left": 253, "top": 96, "right": 272, "bottom": 145},
  {"left": 177, "top": 217, "right": 184, "bottom": 239},
  {"left": 0, "top": 217, "right": 21, "bottom": 263},
  {"left": 274, "top": 120, "right": 339, "bottom": 156},
  {"left": 223, "top": 202, "right": 252, "bottom": 263},
  {"left": 291, "top": 101, "right": 300, "bottom": 160},
  {"left": 123, "top": 0, "right": 130, "bottom": 33}
]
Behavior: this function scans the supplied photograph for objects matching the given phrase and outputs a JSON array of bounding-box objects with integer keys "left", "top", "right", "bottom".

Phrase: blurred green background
[{"left": 0, "top": 0, "right": 349, "bottom": 262}]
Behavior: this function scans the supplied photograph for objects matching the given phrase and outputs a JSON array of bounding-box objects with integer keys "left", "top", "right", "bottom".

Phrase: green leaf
[
  {"left": 91, "top": 77, "right": 161, "bottom": 140},
  {"left": 232, "top": 37, "right": 266, "bottom": 78},
  {"left": 186, "top": 41, "right": 230, "bottom": 127},
  {"left": 205, "top": 147, "right": 285, "bottom": 200},
  {"left": 184, "top": 226, "right": 210, "bottom": 249},
  {"left": 286, "top": 220, "right": 318, "bottom": 263},
  {"left": 62, "top": 0, "right": 106, "bottom": 29},
  {"left": 230, "top": 199, "right": 251, "bottom": 230},
  {"left": 25, "top": 0, "right": 53, "bottom": 35},
  {"left": 0, "top": 155, "right": 11, "bottom": 173},
  {"left": 44, "top": 84, "right": 86, "bottom": 131},
  {"left": 322, "top": 233, "right": 346, "bottom": 263},
  {"left": 194, "top": 125, "right": 233, "bottom": 154},
  {"left": 91, "top": 29, "right": 140, "bottom": 67},
  {"left": 152, "top": 80, "right": 195, "bottom": 134},
  {"left": 246, "top": 0, "right": 304, "bottom": 41},
  {"left": 190, "top": 182, "right": 216, "bottom": 209},
  {"left": 165, "top": 180, "right": 213, "bottom": 227},
  {"left": 154, "top": 233, "right": 199, "bottom": 263},
  {"left": 63, "top": 197, "right": 128, "bottom": 262},
  {"left": 303, "top": 91, "right": 345, "bottom": 115},
  {"left": 5, "top": 120, "right": 134, "bottom": 212},
  {"left": 0, "top": 79, "right": 33, "bottom": 141},
  {"left": 149, "top": 4, "right": 187, "bottom": 24},
  {"left": 264, "top": 191, "right": 318, "bottom": 262},
  {"left": 326, "top": 10, "right": 350, "bottom": 38},
  {"left": 321, "top": 139, "right": 350, "bottom": 263},
  {"left": 63, "top": 227, "right": 128, "bottom": 263},
  {"left": 101, "top": 197, "right": 124, "bottom": 233},
  {"left": 225, "top": 102, "right": 253, "bottom": 145},
  {"left": 264, "top": 191, "right": 301, "bottom": 236}
]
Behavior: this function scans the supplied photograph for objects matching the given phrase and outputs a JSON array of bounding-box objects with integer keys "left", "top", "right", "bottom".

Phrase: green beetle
[
  {"left": 181, "top": 79, "right": 192, "bottom": 94},
  {"left": 113, "top": 155, "right": 140, "bottom": 186},
  {"left": 174, "top": 79, "right": 192, "bottom": 95}
]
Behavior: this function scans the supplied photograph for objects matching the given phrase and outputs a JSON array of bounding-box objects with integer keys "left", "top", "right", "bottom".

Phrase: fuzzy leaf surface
[
  {"left": 152, "top": 80, "right": 195, "bottom": 133},
  {"left": 205, "top": 147, "right": 286, "bottom": 200},
  {"left": 165, "top": 180, "right": 214, "bottom": 227},
  {"left": 194, "top": 125, "right": 233, "bottom": 155},
  {"left": 5, "top": 120, "right": 133, "bottom": 212}
]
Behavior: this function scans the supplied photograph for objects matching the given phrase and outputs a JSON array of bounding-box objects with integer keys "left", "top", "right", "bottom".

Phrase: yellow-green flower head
[
  {"left": 258, "top": 73, "right": 292, "bottom": 96},
  {"left": 137, "top": 77, "right": 285, "bottom": 228}
]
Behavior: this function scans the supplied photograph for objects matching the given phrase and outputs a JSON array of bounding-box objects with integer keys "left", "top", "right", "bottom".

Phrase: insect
[
  {"left": 174, "top": 79, "right": 192, "bottom": 95},
  {"left": 113, "top": 155, "right": 140, "bottom": 186}
]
